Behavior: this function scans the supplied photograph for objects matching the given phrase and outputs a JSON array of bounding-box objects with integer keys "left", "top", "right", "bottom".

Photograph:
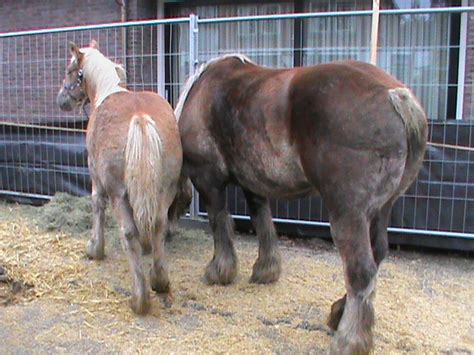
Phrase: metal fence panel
[{"left": 0, "top": 9, "right": 473, "bottom": 242}]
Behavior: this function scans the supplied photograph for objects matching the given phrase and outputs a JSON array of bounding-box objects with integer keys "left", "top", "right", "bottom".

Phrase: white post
[
  {"left": 189, "top": 14, "right": 199, "bottom": 74},
  {"left": 456, "top": 1, "right": 468, "bottom": 120},
  {"left": 157, "top": 0, "right": 166, "bottom": 97},
  {"left": 370, "top": 0, "right": 380, "bottom": 65}
]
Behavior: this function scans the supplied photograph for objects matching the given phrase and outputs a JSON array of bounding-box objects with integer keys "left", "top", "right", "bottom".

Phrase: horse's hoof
[
  {"left": 160, "top": 290, "right": 174, "bottom": 308},
  {"left": 204, "top": 255, "right": 237, "bottom": 285},
  {"left": 165, "top": 229, "right": 174, "bottom": 242},
  {"left": 327, "top": 295, "right": 347, "bottom": 331},
  {"left": 150, "top": 268, "right": 170, "bottom": 294},
  {"left": 329, "top": 331, "right": 372, "bottom": 355},
  {"left": 130, "top": 293, "right": 151, "bottom": 315},
  {"left": 250, "top": 250, "right": 282, "bottom": 284},
  {"left": 85, "top": 240, "right": 104, "bottom": 260},
  {"left": 140, "top": 237, "right": 152, "bottom": 255}
]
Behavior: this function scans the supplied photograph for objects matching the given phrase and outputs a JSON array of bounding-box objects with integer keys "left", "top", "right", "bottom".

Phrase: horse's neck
[{"left": 85, "top": 65, "right": 127, "bottom": 109}]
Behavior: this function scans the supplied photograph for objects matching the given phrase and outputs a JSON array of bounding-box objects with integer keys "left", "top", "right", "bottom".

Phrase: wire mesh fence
[{"left": 0, "top": 9, "right": 473, "bottom": 241}]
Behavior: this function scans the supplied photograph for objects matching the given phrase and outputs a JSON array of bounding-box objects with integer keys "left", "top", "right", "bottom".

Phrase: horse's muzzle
[{"left": 57, "top": 89, "right": 73, "bottom": 112}]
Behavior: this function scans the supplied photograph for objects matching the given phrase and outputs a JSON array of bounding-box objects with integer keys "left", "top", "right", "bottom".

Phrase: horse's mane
[
  {"left": 80, "top": 47, "right": 128, "bottom": 107},
  {"left": 174, "top": 53, "right": 255, "bottom": 121}
]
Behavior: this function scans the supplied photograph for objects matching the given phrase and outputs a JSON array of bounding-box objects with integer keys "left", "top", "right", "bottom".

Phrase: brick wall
[
  {"left": 0, "top": 0, "right": 158, "bottom": 124},
  {"left": 0, "top": 0, "right": 121, "bottom": 33}
]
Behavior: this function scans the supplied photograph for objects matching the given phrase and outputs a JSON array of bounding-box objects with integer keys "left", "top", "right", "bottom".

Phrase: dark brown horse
[
  {"left": 175, "top": 54, "right": 427, "bottom": 353},
  {"left": 57, "top": 41, "right": 183, "bottom": 314}
]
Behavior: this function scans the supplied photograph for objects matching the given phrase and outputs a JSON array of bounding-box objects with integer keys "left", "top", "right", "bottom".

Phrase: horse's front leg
[
  {"left": 194, "top": 179, "right": 238, "bottom": 285},
  {"left": 243, "top": 190, "right": 281, "bottom": 284},
  {"left": 86, "top": 181, "right": 107, "bottom": 260},
  {"left": 166, "top": 176, "right": 192, "bottom": 240}
]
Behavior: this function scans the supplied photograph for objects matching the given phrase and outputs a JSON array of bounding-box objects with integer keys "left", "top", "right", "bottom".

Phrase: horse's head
[{"left": 56, "top": 41, "right": 91, "bottom": 111}]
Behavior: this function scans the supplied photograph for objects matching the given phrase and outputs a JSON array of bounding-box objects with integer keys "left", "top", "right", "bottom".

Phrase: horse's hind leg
[
  {"left": 329, "top": 213, "right": 377, "bottom": 355},
  {"left": 150, "top": 210, "right": 173, "bottom": 307},
  {"left": 113, "top": 195, "right": 150, "bottom": 315},
  {"left": 86, "top": 181, "right": 107, "bottom": 260},
  {"left": 327, "top": 202, "right": 392, "bottom": 332},
  {"left": 243, "top": 190, "right": 281, "bottom": 284},
  {"left": 370, "top": 202, "right": 392, "bottom": 266}
]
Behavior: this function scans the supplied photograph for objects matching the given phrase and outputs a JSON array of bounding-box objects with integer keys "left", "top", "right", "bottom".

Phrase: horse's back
[
  {"left": 88, "top": 91, "right": 181, "bottom": 194},
  {"left": 89, "top": 91, "right": 178, "bottom": 150}
]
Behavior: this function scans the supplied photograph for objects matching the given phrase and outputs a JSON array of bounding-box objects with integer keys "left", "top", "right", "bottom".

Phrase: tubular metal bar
[
  {"left": 198, "top": 212, "right": 474, "bottom": 239},
  {"left": 456, "top": 0, "right": 468, "bottom": 120},
  {"left": 0, "top": 190, "right": 52, "bottom": 201},
  {"left": 0, "top": 17, "right": 190, "bottom": 38},
  {"left": 198, "top": 6, "right": 474, "bottom": 24},
  {"left": 188, "top": 14, "right": 200, "bottom": 220}
]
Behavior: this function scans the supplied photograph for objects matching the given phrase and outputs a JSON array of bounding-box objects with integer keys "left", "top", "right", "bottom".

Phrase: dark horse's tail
[
  {"left": 388, "top": 87, "right": 428, "bottom": 191},
  {"left": 124, "top": 114, "right": 163, "bottom": 237}
]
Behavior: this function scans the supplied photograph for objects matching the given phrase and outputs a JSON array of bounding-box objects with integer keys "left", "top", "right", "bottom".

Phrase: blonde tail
[{"left": 125, "top": 114, "right": 162, "bottom": 236}]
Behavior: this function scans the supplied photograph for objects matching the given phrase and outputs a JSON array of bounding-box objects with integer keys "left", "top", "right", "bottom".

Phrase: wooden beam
[{"left": 370, "top": 0, "right": 380, "bottom": 65}]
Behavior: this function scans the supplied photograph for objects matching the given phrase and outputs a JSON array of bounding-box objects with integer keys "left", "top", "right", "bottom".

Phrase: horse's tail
[
  {"left": 125, "top": 114, "right": 162, "bottom": 236},
  {"left": 388, "top": 87, "right": 428, "bottom": 168}
]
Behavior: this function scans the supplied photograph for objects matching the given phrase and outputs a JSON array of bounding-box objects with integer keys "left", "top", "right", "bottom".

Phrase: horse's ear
[
  {"left": 115, "top": 65, "right": 127, "bottom": 87},
  {"left": 69, "top": 42, "right": 83, "bottom": 61},
  {"left": 89, "top": 39, "right": 99, "bottom": 50}
]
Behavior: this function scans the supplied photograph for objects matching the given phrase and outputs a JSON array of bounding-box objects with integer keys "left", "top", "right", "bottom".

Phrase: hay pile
[
  {"left": 0, "top": 194, "right": 128, "bottom": 319},
  {"left": 0, "top": 219, "right": 129, "bottom": 318},
  {"left": 34, "top": 193, "right": 116, "bottom": 235}
]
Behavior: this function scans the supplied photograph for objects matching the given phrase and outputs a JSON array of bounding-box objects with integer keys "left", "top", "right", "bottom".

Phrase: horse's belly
[{"left": 232, "top": 152, "right": 314, "bottom": 199}]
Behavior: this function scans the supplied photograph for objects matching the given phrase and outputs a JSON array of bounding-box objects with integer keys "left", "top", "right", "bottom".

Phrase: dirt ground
[{"left": 0, "top": 196, "right": 473, "bottom": 354}]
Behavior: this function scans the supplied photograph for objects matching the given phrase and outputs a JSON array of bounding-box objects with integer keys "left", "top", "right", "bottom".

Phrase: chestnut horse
[
  {"left": 57, "top": 41, "right": 182, "bottom": 314},
  {"left": 175, "top": 55, "right": 427, "bottom": 353}
]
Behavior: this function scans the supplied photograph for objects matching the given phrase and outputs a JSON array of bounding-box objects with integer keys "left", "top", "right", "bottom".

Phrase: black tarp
[
  {"left": 0, "top": 120, "right": 90, "bottom": 204},
  {"left": 0, "top": 120, "right": 473, "bottom": 249}
]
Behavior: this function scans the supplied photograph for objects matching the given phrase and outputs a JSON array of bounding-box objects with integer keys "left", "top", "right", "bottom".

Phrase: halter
[
  {"left": 63, "top": 69, "right": 84, "bottom": 96},
  {"left": 63, "top": 68, "right": 90, "bottom": 118}
]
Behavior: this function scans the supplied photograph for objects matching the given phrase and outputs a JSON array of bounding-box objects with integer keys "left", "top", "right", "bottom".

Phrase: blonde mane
[
  {"left": 79, "top": 47, "right": 128, "bottom": 107},
  {"left": 174, "top": 54, "right": 255, "bottom": 121}
]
